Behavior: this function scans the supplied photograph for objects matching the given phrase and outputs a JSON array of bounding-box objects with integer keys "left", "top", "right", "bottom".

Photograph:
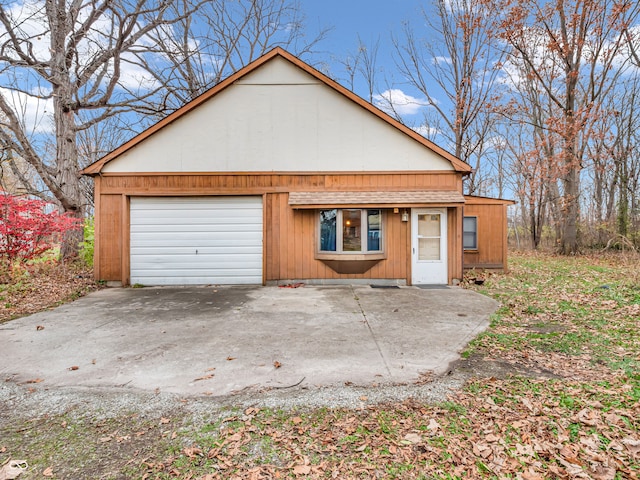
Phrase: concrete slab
[{"left": 0, "top": 285, "right": 497, "bottom": 397}]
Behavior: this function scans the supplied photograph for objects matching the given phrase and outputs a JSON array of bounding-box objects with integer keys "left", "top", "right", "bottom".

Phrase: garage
[{"left": 129, "top": 196, "right": 263, "bottom": 285}]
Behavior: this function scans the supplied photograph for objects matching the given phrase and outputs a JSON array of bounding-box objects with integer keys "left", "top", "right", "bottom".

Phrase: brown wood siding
[
  {"left": 98, "top": 172, "right": 461, "bottom": 194},
  {"left": 96, "top": 194, "right": 123, "bottom": 281},
  {"left": 265, "top": 193, "right": 410, "bottom": 281},
  {"left": 95, "top": 172, "right": 464, "bottom": 283},
  {"left": 463, "top": 203, "right": 509, "bottom": 270},
  {"left": 447, "top": 206, "right": 464, "bottom": 282}
]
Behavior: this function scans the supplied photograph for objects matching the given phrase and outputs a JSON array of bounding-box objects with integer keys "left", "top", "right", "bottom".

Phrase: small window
[
  {"left": 319, "top": 209, "right": 383, "bottom": 254},
  {"left": 463, "top": 216, "right": 478, "bottom": 250}
]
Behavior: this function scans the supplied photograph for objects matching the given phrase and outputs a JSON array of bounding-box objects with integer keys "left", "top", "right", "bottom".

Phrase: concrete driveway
[{"left": 0, "top": 285, "right": 497, "bottom": 397}]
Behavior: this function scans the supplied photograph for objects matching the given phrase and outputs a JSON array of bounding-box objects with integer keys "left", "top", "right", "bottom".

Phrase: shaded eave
[
  {"left": 464, "top": 195, "right": 516, "bottom": 205},
  {"left": 82, "top": 47, "right": 472, "bottom": 176}
]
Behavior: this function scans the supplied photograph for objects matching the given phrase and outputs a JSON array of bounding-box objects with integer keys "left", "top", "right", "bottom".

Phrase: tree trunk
[
  {"left": 54, "top": 102, "right": 83, "bottom": 259},
  {"left": 560, "top": 167, "right": 580, "bottom": 254},
  {"left": 49, "top": 5, "right": 83, "bottom": 260}
]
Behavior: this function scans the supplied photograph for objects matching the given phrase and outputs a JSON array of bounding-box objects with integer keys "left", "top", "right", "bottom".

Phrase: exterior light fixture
[{"left": 401, "top": 209, "right": 409, "bottom": 222}]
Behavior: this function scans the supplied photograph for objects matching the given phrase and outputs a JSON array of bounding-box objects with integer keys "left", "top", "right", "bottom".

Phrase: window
[
  {"left": 463, "top": 216, "right": 478, "bottom": 250},
  {"left": 319, "top": 209, "right": 382, "bottom": 254}
]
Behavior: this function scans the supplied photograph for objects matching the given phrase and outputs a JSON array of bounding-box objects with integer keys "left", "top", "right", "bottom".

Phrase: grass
[{"left": 1, "top": 251, "right": 640, "bottom": 478}]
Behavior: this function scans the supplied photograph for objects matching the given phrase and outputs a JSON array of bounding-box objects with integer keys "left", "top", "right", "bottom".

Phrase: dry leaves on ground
[{"left": 0, "top": 261, "right": 98, "bottom": 322}]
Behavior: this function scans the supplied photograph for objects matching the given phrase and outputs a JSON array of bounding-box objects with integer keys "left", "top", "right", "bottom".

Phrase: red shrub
[{"left": 0, "top": 194, "right": 82, "bottom": 267}]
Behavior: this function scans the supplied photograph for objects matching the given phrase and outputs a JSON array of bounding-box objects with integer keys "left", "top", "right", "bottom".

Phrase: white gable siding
[{"left": 103, "top": 57, "right": 453, "bottom": 173}]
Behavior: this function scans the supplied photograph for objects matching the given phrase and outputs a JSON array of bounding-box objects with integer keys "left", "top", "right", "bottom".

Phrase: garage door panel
[
  {"left": 131, "top": 246, "right": 262, "bottom": 255},
  {"left": 130, "top": 196, "right": 263, "bottom": 285},
  {"left": 131, "top": 231, "right": 262, "bottom": 242},
  {"left": 131, "top": 256, "right": 262, "bottom": 267},
  {"left": 131, "top": 224, "right": 262, "bottom": 233},
  {"left": 134, "top": 274, "right": 261, "bottom": 285},
  {"left": 131, "top": 211, "right": 263, "bottom": 225}
]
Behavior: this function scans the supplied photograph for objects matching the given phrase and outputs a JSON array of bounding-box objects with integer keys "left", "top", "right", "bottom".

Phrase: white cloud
[
  {"left": 412, "top": 125, "right": 441, "bottom": 138},
  {"left": 373, "top": 89, "right": 430, "bottom": 116},
  {"left": 431, "top": 56, "right": 453, "bottom": 66},
  {"left": 0, "top": 0, "right": 162, "bottom": 96}
]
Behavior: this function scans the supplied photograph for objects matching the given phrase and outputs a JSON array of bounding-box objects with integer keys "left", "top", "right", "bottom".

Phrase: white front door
[{"left": 411, "top": 209, "right": 448, "bottom": 285}]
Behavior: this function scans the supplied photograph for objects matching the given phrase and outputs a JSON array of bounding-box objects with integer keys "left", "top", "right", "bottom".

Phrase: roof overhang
[
  {"left": 464, "top": 195, "right": 516, "bottom": 205},
  {"left": 288, "top": 190, "right": 465, "bottom": 209}
]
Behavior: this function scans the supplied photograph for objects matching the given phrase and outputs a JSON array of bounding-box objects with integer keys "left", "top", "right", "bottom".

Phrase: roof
[
  {"left": 289, "top": 190, "right": 465, "bottom": 208},
  {"left": 464, "top": 195, "right": 516, "bottom": 205},
  {"left": 82, "top": 48, "right": 471, "bottom": 176}
]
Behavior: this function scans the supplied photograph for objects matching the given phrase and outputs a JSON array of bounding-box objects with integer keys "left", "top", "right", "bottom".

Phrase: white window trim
[{"left": 318, "top": 209, "right": 384, "bottom": 255}]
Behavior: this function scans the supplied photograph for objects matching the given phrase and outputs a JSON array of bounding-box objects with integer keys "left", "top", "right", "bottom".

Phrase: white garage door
[{"left": 130, "top": 196, "right": 263, "bottom": 285}]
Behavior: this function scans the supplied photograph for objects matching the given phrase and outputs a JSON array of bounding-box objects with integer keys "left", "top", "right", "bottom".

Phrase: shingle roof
[{"left": 288, "top": 190, "right": 465, "bottom": 208}]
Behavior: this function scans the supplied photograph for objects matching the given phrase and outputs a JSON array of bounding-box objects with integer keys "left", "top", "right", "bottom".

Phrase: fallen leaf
[
  {"left": 183, "top": 447, "right": 202, "bottom": 458},
  {"left": 68, "top": 365, "right": 79, "bottom": 371},
  {"left": 590, "top": 464, "right": 616, "bottom": 480},
  {"left": 273, "top": 361, "right": 282, "bottom": 369},
  {"left": 403, "top": 433, "right": 422, "bottom": 444},
  {"left": 36, "top": 325, "right": 44, "bottom": 330},
  {"left": 293, "top": 464, "right": 311, "bottom": 475},
  {"left": 622, "top": 437, "right": 640, "bottom": 457},
  {"left": 427, "top": 419, "right": 440, "bottom": 431},
  {"left": 160, "top": 417, "right": 170, "bottom": 424},
  {"left": 193, "top": 374, "right": 214, "bottom": 381},
  {"left": 226, "top": 356, "right": 236, "bottom": 361},
  {"left": 43, "top": 466, "right": 54, "bottom": 477},
  {"left": 24, "top": 378, "right": 44, "bottom": 384},
  {"left": 292, "top": 416, "right": 303, "bottom": 424},
  {"left": 522, "top": 471, "right": 545, "bottom": 480}
]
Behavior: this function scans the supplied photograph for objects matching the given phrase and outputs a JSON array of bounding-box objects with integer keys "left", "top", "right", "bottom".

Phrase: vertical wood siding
[
  {"left": 95, "top": 172, "right": 465, "bottom": 283},
  {"left": 96, "top": 194, "right": 123, "bottom": 281},
  {"left": 463, "top": 202, "right": 510, "bottom": 270}
]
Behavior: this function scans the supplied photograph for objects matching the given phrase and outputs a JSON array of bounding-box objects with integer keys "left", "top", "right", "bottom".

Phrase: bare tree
[
  {"left": 133, "top": 0, "right": 329, "bottom": 112},
  {"left": 393, "top": 0, "right": 504, "bottom": 193},
  {"left": 0, "top": 0, "right": 205, "bottom": 258},
  {"left": 333, "top": 35, "right": 381, "bottom": 103},
  {"left": 489, "top": 0, "right": 640, "bottom": 253}
]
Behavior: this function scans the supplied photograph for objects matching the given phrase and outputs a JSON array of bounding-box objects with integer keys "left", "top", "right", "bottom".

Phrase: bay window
[{"left": 319, "top": 209, "right": 382, "bottom": 254}]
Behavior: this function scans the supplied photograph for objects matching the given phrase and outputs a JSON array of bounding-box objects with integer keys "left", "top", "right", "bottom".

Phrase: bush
[
  {"left": 0, "top": 194, "right": 82, "bottom": 270},
  {"left": 79, "top": 216, "right": 95, "bottom": 267}
]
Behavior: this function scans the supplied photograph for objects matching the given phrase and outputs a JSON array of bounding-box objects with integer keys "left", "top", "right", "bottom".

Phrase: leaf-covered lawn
[
  {"left": 151, "top": 252, "right": 640, "bottom": 479},
  {"left": 1, "top": 252, "right": 639, "bottom": 479},
  {"left": 0, "top": 260, "right": 97, "bottom": 323}
]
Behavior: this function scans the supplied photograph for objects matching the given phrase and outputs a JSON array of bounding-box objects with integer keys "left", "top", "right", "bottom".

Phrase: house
[{"left": 82, "top": 48, "right": 513, "bottom": 286}]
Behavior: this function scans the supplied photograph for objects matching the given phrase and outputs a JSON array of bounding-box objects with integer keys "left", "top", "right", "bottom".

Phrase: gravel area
[
  {"left": 0, "top": 375, "right": 477, "bottom": 430},
  {"left": 1, "top": 371, "right": 468, "bottom": 422}
]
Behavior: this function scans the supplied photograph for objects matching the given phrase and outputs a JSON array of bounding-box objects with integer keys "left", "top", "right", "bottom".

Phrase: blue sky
[
  {"left": 302, "top": 0, "right": 423, "bottom": 78},
  {"left": 301, "top": 1, "right": 431, "bottom": 126},
  {"left": 303, "top": 0, "right": 422, "bottom": 52}
]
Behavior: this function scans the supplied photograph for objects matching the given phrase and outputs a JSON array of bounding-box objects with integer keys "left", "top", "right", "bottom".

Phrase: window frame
[
  {"left": 463, "top": 215, "right": 478, "bottom": 251},
  {"left": 318, "top": 208, "right": 384, "bottom": 255}
]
